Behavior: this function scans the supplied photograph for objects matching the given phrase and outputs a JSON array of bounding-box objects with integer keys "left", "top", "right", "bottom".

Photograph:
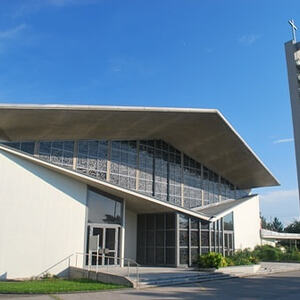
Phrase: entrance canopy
[{"left": 0, "top": 104, "right": 278, "bottom": 189}]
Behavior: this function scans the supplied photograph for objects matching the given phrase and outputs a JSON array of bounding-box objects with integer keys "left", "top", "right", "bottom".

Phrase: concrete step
[{"left": 136, "top": 273, "right": 233, "bottom": 288}]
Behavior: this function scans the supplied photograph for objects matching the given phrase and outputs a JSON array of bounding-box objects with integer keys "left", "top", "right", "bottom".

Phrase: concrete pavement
[{"left": 1, "top": 270, "right": 300, "bottom": 300}]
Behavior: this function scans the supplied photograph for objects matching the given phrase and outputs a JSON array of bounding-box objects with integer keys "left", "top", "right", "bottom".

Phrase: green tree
[
  {"left": 270, "top": 217, "right": 284, "bottom": 232},
  {"left": 260, "top": 214, "right": 269, "bottom": 229},
  {"left": 285, "top": 220, "right": 300, "bottom": 233},
  {"left": 260, "top": 214, "right": 284, "bottom": 232}
]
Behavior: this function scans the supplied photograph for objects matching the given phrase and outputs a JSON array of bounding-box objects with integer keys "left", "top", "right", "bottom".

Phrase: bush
[
  {"left": 253, "top": 245, "right": 283, "bottom": 261},
  {"left": 198, "top": 252, "right": 227, "bottom": 269},
  {"left": 253, "top": 245, "right": 300, "bottom": 262},
  {"left": 227, "top": 249, "right": 259, "bottom": 266},
  {"left": 283, "top": 248, "right": 300, "bottom": 262}
]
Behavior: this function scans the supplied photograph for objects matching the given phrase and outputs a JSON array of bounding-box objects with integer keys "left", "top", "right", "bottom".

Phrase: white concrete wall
[
  {"left": 261, "top": 238, "right": 276, "bottom": 247},
  {"left": 0, "top": 151, "right": 87, "bottom": 279},
  {"left": 124, "top": 209, "right": 137, "bottom": 261},
  {"left": 233, "top": 195, "right": 261, "bottom": 250}
]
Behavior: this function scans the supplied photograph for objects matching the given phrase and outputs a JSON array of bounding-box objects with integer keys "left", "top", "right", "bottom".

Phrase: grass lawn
[{"left": 0, "top": 278, "right": 126, "bottom": 294}]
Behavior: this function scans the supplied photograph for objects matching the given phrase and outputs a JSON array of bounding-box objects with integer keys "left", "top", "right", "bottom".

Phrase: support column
[
  {"left": 73, "top": 141, "right": 78, "bottom": 170},
  {"left": 120, "top": 199, "right": 126, "bottom": 267}
]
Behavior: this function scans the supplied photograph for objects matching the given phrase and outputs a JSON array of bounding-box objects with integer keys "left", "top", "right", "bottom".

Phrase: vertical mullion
[
  {"left": 167, "top": 149, "right": 170, "bottom": 202},
  {"left": 72, "top": 140, "right": 78, "bottom": 170},
  {"left": 201, "top": 164, "right": 204, "bottom": 206},
  {"left": 164, "top": 213, "right": 166, "bottom": 265},
  {"left": 199, "top": 221, "right": 201, "bottom": 255},
  {"left": 102, "top": 228, "right": 106, "bottom": 266},
  {"left": 218, "top": 175, "right": 221, "bottom": 203},
  {"left": 152, "top": 143, "right": 156, "bottom": 196},
  {"left": 181, "top": 152, "right": 184, "bottom": 207},
  {"left": 34, "top": 141, "right": 39, "bottom": 157},
  {"left": 209, "top": 223, "right": 211, "bottom": 253},
  {"left": 154, "top": 215, "right": 156, "bottom": 265},
  {"left": 176, "top": 213, "right": 180, "bottom": 266},
  {"left": 188, "top": 218, "right": 191, "bottom": 267},
  {"left": 136, "top": 140, "right": 140, "bottom": 190},
  {"left": 107, "top": 141, "right": 111, "bottom": 182},
  {"left": 222, "top": 218, "right": 225, "bottom": 256}
]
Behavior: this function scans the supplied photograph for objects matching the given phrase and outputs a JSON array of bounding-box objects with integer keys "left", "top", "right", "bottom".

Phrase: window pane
[
  {"left": 166, "top": 213, "right": 175, "bottom": 229},
  {"left": 191, "top": 248, "right": 199, "bottom": 265},
  {"left": 180, "top": 248, "right": 188, "bottom": 265},
  {"left": 201, "top": 231, "right": 209, "bottom": 247},
  {"left": 179, "top": 214, "right": 189, "bottom": 229},
  {"left": 191, "top": 231, "right": 199, "bottom": 247},
  {"left": 87, "top": 187, "right": 122, "bottom": 224},
  {"left": 166, "top": 247, "right": 175, "bottom": 265},
  {"left": 191, "top": 217, "right": 199, "bottom": 229},
  {"left": 223, "top": 212, "right": 233, "bottom": 230},
  {"left": 180, "top": 230, "right": 188, "bottom": 246},
  {"left": 166, "top": 230, "right": 175, "bottom": 247}
]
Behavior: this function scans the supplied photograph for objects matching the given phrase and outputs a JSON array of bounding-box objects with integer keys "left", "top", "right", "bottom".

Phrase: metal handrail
[
  {"left": 75, "top": 252, "right": 140, "bottom": 286},
  {"left": 36, "top": 252, "right": 140, "bottom": 287},
  {"left": 36, "top": 253, "right": 74, "bottom": 278}
]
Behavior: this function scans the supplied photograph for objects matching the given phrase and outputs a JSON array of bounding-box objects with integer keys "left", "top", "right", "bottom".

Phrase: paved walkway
[
  {"left": 1, "top": 270, "right": 300, "bottom": 300},
  {"left": 259, "top": 262, "right": 300, "bottom": 274}
]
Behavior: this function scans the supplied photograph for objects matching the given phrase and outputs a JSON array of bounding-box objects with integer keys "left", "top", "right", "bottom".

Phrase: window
[
  {"left": 223, "top": 212, "right": 233, "bottom": 231},
  {"left": 87, "top": 187, "right": 122, "bottom": 225}
]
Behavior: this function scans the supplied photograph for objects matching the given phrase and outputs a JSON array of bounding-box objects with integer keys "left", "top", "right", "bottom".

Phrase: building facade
[
  {"left": 0, "top": 105, "right": 278, "bottom": 279},
  {"left": 285, "top": 40, "right": 300, "bottom": 205}
]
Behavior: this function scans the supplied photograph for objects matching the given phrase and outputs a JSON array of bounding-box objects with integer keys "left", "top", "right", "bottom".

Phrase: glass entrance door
[{"left": 87, "top": 225, "right": 120, "bottom": 266}]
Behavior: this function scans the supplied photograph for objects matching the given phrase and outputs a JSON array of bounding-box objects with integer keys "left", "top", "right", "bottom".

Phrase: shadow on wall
[
  {"left": 1, "top": 151, "right": 86, "bottom": 206},
  {"left": 0, "top": 272, "right": 7, "bottom": 281}
]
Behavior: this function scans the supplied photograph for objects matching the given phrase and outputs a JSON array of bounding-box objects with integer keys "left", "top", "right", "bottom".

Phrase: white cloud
[
  {"left": 260, "top": 189, "right": 299, "bottom": 225},
  {"left": 273, "top": 138, "right": 294, "bottom": 144},
  {"left": 10, "top": 0, "right": 99, "bottom": 18},
  {"left": 238, "top": 34, "right": 261, "bottom": 46},
  {"left": 46, "top": 0, "right": 98, "bottom": 6},
  {"left": 0, "top": 24, "right": 27, "bottom": 40},
  {"left": 0, "top": 24, "right": 27, "bottom": 53},
  {"left": 260, "top": 189, "right": 299, "bottom": 203}
]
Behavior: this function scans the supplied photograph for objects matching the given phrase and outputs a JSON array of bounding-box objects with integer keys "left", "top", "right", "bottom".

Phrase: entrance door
[{"left": 87, "top": 225, "right": 120, "bottom": 266}]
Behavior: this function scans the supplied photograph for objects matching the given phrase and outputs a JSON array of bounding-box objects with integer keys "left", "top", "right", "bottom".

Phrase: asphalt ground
[{"left": 1, "top": 270, "right": 300, "bottom": 300}]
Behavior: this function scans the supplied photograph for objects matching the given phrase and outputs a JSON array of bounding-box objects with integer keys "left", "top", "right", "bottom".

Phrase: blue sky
[{"left": 0, "top": 0, "right": 299, "bottom": 224}]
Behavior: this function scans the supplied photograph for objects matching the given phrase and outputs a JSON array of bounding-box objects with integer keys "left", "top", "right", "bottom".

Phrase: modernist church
[{"left": 0, "top": 104, "right": 278, "bottom": 279}]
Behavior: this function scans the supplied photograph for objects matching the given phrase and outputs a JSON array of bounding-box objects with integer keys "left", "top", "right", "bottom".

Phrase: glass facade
[
  {"left": 2, "top": 139, "right": 249, "bottom": 209},
  {"left": 137, "top": 212, "right": 235, "bottom": 266},
  {"left": 39, "top": 141, "right": 74, "bottom": 169},
  {"left": 137, "top": 213, "right": 176, "bottom": 265}
]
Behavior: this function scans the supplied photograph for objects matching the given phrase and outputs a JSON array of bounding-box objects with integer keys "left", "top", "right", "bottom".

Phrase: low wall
[
  {"left": 218, "top": 264, "right": 261, "bottom": 274},
  {"left": 68, "top": 267, "right": 134, "bottom": 288}
]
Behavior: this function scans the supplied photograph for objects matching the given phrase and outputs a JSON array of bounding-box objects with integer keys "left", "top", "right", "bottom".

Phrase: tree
[
  {"left": 285, "top": 220, "right": 300, "bottom": 233},
  {"left": 260, "top": 214, "right": 284, "bottom": 232},
  {"left": 270, "top": 217, "right": 284, "bottom": 232},
  {"left": 260, "top": 214, "right": 269, "bottom": 229}
]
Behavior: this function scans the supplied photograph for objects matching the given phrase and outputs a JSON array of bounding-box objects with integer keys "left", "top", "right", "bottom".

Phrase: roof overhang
[
  {"left": 193, "top": 195, "right": 258, "bottom": 222},
  {"left": 261, "top": 229, "right": 300, "bottom": 240},
  {"left": 0, "top": 144, "right": 211, "bottom": 220},
  {"left": 0, "top": 104, "right": 279, "bottom": 189}
]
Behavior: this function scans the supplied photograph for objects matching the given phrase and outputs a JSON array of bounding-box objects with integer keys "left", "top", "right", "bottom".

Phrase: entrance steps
[{"left": 130, "top": 271, "right": 234, "bottom": 288}]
